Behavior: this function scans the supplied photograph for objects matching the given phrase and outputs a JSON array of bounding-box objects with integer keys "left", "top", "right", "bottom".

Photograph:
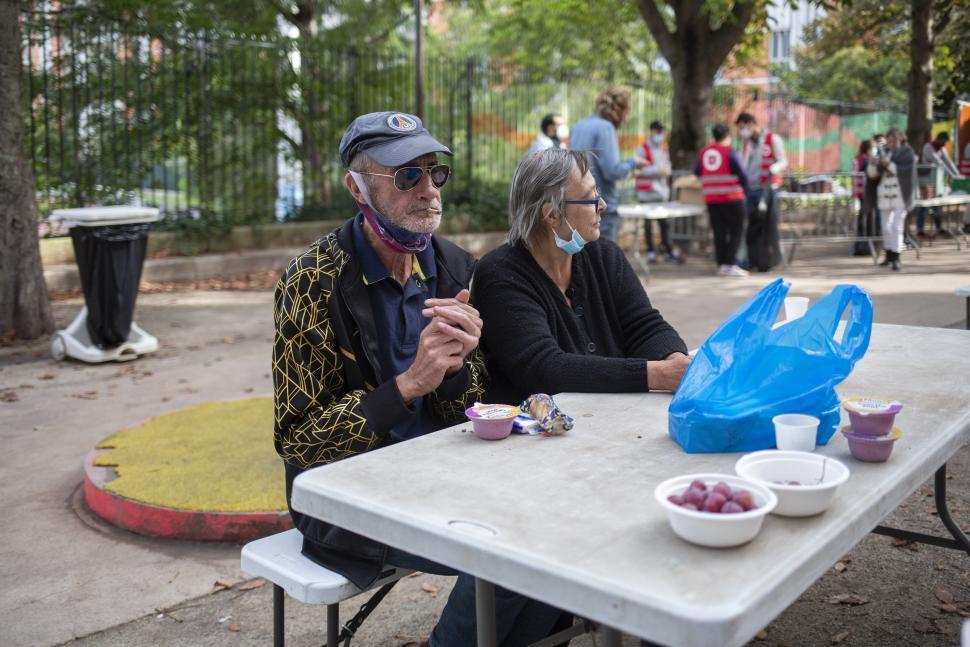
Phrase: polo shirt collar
[{"left": 351, "top": 213, "right": 437, "bottom": 285}]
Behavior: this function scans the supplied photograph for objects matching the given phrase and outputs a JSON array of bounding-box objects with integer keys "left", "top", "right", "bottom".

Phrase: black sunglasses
[{"left": 358, "top": 164, "right": 451, "bottom": 191}]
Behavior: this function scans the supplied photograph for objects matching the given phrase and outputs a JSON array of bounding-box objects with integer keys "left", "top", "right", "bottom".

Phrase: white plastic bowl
[
  {"left": 735, "top": 450, "right": 850, "bottom": 517},
  {"left": 654, "top": 473, "right": 778, "bottom": 548}
]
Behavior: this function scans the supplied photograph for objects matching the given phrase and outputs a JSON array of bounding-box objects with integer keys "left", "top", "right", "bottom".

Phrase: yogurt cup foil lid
[
  {"left": 468, "top": 404, "right": 519, "bottom": 420},
  {"left": 842, "top": 397, "right": 902, "bottom": 415}
]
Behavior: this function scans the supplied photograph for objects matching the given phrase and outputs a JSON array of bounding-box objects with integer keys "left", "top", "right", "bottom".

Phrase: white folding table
[
  {"left": 616, "top": 202, "right": 706, "bottom": 275},
  {"left": 292, "top": 323, "right": 970, "bottom": 646}
]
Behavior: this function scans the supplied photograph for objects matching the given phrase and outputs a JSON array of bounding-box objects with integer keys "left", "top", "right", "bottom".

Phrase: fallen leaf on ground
[
  {"left": 935, "top": 564, "right": 945, "bottom": 571},
  {"left": 831, "top": 630, "right": 850, "bottom": 643},
  {"left": 70, "top": 391, "right": 98, "bottom": 400},
  {"left": 937, "top": 603, "right": 960, "bottom": 614},
  {"left": 38, "top": 373, "right": 56, "bottom": 380},
  {"left": 421, "top": 582, "right": 439, "bottom": 597},
  {"left": 890, "top": 537, "right": 917, "bottom": 550},
  {"left": 19, "top": 383, "right": 34, "bottom": 389},
  {"left": 826, "top": 594, "right": 869, "bottom": 606},
  {"left": 1, "top": 390, "right": 20, "bottom": 402},
  {"left": 223, "top": 336, "right": 235, "bottom": 344},
  {"left": 755, "top": 628, "right": 768, "bottom": 640},
  {"left": 228, "top": 624, "right": 241, "bottom": 632},
  {"left": 211, "top": 580, "right": 236, "bottom": 593},
  {"left": 239, "top": 579, "right": 266, "bottom": 591},
  {"left": 834, "top": 561, "right": 849, "bottom": 572},
  {"left": 934, "top": 586, "right": 954, "bottom": 604}
]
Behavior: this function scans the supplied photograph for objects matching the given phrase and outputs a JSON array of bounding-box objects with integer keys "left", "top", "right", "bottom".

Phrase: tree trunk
[
  {"left": 907, "top": 0, "right": 934, "bottom": 155},
  {"left": 637, "top": 0, "right": 754, "bottom": 170},
  {"left": 668, "top": 57, "right": 715, "bottom": 170},
  {"left": 0, "top": 0, "right": 54, "bottom": 340}
]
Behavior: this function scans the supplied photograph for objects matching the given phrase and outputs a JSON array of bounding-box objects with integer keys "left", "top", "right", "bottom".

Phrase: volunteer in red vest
[
  {"left": 851, "top": 140, "right": 875, "bottom": 256},
  {"left": 736, "top": 112, "right": 787, "bottom": 272},
  {"left": 635, "top": 121, "right": 683, "bottom": 264},
  {"left": 695, "top": 123, "right": 750, "bottom": 277}
]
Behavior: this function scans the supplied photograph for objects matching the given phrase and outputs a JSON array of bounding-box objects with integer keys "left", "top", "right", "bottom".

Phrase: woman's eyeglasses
[
  {"left": 357, "top": 164, "right": 451, "bottom": 191},
  {"left": 564, "top": 193, "right": 603, "bottom": 206}
]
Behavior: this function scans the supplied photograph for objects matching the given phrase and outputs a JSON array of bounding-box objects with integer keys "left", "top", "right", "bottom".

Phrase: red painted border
[{"left": 83, "top": 449, "right": 292, "bottom": 542}]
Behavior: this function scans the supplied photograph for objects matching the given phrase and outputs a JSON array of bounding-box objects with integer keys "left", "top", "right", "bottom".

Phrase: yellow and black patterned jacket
[{"left": 272, "top": 217, "right": 486, "bottom": 587}]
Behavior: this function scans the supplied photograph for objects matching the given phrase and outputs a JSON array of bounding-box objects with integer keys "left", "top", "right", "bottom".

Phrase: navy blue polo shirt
[{"left": 351, "top": 214, "right": 438, "bottom": 442}]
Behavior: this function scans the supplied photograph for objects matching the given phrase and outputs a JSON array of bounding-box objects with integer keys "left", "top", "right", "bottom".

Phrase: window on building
[{"left": 770, "top": 30, "right": 791, "bottom": 62}]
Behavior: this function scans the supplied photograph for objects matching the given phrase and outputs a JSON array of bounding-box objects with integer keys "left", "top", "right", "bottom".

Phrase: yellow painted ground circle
[{"left": 94, "top": 398, "right": 286, "bottom": 513}]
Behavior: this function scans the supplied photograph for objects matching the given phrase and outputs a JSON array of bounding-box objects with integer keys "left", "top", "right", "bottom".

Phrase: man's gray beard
[{"left": 373, "top": 196, "right": 442, "bottom": 234}]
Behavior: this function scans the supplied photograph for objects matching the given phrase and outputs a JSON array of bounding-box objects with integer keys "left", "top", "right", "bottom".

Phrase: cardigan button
[
  {"left": 574, "top": 306, "right": 584, "bottom": 317},
  {"left": 587, "top": 342, "right": 596, "bottom": 353}
]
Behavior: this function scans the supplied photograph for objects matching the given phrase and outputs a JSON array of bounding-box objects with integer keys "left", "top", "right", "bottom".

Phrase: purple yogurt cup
[
  {"left": 842, "top": 397, "right": 903, "bottom": 436},
  {"left": 841, "top": 426, "right": 902, "bottom": 462},
  {"left": 465, "top": 404, "right": 518, "bottom": 441}
]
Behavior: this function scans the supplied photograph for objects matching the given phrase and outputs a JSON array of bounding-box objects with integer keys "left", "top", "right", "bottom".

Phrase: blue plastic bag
[{"left": 668, "top": 278, "right": 872, "bottom": 453}]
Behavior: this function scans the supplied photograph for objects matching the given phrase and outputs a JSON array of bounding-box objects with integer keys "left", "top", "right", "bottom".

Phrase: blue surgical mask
[
  {"left": 553, "top": 216, "right": 588, "bottom": 255},
  {"left": 650, "top": 133, "right": 664, "bottom": 146}
]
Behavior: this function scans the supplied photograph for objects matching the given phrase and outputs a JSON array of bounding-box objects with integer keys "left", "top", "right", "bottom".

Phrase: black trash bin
[{"left": 70, "top": 222, "right": 152, "bottom": 348}]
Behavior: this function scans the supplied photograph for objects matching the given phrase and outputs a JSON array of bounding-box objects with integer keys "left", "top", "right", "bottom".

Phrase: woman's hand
[{"left": 647, "top": 352, "right": 692, "bottom": 392}]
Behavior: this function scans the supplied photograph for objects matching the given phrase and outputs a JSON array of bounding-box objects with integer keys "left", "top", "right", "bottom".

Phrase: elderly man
[{"left": 273, "top": 111, "right": 561, "bottom": 646}]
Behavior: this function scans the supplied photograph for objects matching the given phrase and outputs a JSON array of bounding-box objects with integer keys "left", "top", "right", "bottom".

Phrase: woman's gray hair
[{"left": 508, "top": 149, "right": 591, "bottom": 249}]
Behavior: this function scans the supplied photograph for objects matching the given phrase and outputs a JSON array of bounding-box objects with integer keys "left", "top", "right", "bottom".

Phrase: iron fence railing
[{"left": 22, "top": 9, "right": 910, "bottom": 229}]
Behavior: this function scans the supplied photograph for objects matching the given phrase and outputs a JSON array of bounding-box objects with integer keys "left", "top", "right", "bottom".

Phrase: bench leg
[
  {"left": 327, "top": 604, "right": 339, "bottom": 647},
  {"left": 273, "top": 584, "right": 284, "bottom": 647}
]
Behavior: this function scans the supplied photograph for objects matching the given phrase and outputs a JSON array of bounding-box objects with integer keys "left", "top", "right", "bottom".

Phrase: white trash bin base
[{"left": 51, "top": 306, "right": 158, "bottom": 363}]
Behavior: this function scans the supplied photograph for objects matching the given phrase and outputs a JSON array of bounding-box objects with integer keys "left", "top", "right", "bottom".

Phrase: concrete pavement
[{"left": 1, "top": 240, "right": 968, "bottom": 646}]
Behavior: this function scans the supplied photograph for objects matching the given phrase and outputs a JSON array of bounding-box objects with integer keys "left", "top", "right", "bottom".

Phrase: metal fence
[{"left": 22, "top": 9, "right": 909, "bottom": 229}]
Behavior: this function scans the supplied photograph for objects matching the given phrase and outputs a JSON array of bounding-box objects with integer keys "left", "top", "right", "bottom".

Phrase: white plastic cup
[
  {"left": 773, "top": 414, "right": 819, "bottom": 452},
  {"left": 784, "top": 296, "right": 809, "bottom": 321}
]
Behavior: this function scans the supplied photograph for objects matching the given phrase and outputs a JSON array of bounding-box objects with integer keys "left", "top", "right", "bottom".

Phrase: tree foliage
[
  {"left": 790, "top": 0, "right": 969, "bottom": 114},
  {"left": 781, "top": 45, "right": 909, "bottom": 107},
  {"left": 428, "top": 0, "right": 661, "bottom": 82}
]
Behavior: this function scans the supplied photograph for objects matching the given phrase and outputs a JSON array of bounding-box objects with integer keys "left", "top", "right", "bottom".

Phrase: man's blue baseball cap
[{"left": 339, "top": 111, "right": 453, "bottom": 168}]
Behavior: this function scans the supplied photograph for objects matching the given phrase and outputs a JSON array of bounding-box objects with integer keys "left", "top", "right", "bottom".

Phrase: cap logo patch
[{"left": 387, "top": 113, "right": 418, "bottom": 132}]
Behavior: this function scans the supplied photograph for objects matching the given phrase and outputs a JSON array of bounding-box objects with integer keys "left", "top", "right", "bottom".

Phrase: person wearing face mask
[
  {"left": 273, "top": 111, "right": 565, "bottom": 647},
  {"left": 569, "top": 85, "right": 650, "bottom": 242},
  {"left": 636, "top": 121, "right": 683, "bottom": 264},
  {"left": 868, "top": 127, "right": 917, "bottom": 271},
  {"left": 473, "top": 149, "right": 690, "bottom": 406},
  {"left": 695, "top": 124, "right": 750, "bottom": 277},
  {"left": 735, "top": 112, "right": 787, "bottom": 272},
  {"left": 527, "top": 113, "right": 568, "bottom": 154}
]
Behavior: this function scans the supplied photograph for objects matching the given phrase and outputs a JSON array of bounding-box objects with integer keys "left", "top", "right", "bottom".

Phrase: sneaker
[
  {"left": 719, "top": 265, "right": 749, "bottom": 277},
  {"left": 647, "top": 251, "right": 658, "bottom": 264},
  {"left": 716, "top": 265, "right": 730, "bottom": 276},
  {"left": 668, "top": 252, "right": 686, "bottom": 265}
]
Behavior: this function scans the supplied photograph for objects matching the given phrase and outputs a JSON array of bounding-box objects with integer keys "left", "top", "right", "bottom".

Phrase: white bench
[
  {"left": 241, "top": 529, "right": 412, "bottom": 647},
  {"left": 958, "top": 286, "right": 970, "bottom": 330}
]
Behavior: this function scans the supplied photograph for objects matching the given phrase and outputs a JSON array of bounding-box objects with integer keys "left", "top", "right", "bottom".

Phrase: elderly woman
[{"left": 473, "top": 149, "right": 691, "bottom": 406}]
